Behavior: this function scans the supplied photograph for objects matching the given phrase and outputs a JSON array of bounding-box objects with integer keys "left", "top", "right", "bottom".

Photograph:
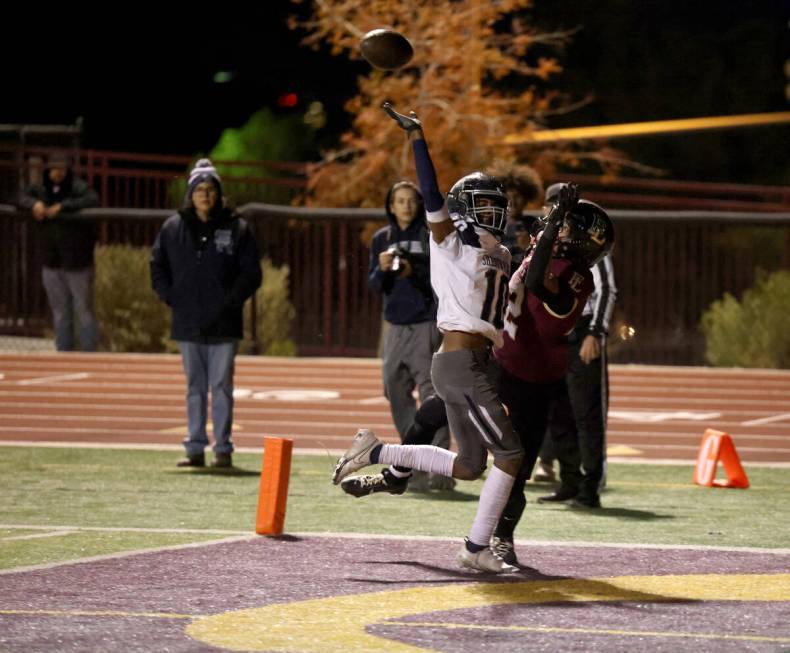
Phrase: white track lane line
[
  {"left": 17, "top": 372, "right": 90, "bottom": 386},
  {"left": 741, "top": 412, "right": 790, "bottom": 427}
]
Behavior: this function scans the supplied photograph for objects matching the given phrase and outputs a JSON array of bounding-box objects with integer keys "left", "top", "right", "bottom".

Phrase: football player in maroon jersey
[{"left": 490, "top": 190, "right": 615, "bottom": 565}]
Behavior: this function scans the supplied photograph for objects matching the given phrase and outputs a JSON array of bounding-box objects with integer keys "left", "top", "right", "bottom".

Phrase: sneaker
[
  {"left": 537, "top": 487, "right": 579, "bottom": 503},
  {"left": 532, "top": 459, "right": 556, "bottom": 483},
  {"left": 176, "top": 453, "right": 205, "bottom": 468},
  {"left": 211, "top": 452, "right": 232, "bottom": 468},
  {"left": 571, "top": 495, "right": 602, "bottom": 509},
  {"left": 490, "top": 536, "right": 518, "bottom": 566},
  {"left": 332, "top": 428, "right": 382, "bottom": 485},
  {"left": 428, "top": 473, "right": 457, "bottom": 491},
  {"left": 341, "top": 468, "right": 409, "bottom": 497},
  {"left": 457, "top": 541, "right": 518, "bottom": 574}
]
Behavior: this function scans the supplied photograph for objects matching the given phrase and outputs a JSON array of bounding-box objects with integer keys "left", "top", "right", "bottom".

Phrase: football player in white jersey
[{"left": 333, "top": 104, "right": 531, "bottom": 574}]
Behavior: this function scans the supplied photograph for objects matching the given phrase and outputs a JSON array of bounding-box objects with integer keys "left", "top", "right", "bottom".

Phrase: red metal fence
[
  {"left": 2, "top": 203, "right": 788, "bottom": 364},
  {"left": 3, "top": 142, "right": 790, "bottom": 362},
  {"left": 0, "top": 145, "right": 308, "bottom": 209},
  {"left": 4, "top": 143, "right": 790, "bottom": 213}
]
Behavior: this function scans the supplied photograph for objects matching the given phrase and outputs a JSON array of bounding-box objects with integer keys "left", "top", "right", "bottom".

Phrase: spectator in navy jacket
[
  {"left": 368, "top": 181, "right": 451, "bottom": 490},
  {"left": 19, "top": 152, "right": 100, "bottom": 351},
  {"left": 150, "top": 159, "right": 262, "bottom": 469}
]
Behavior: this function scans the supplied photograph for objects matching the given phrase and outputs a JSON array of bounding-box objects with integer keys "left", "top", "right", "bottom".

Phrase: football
[{"left": 359, "top": 28, "right": 413, "bottom": 71}]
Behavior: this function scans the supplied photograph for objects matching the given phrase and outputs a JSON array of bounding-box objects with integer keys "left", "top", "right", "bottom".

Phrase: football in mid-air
[{"left": 359, "top": 28, "right": 413, "bottom": 71}]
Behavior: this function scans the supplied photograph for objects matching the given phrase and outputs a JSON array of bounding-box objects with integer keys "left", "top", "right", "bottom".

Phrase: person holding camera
[{"left": 368, "top": 180, "right": 450, "bottom": 490}]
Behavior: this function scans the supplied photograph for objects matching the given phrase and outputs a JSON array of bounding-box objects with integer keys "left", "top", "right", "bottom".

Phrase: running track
[{"left": 1, "top": 352, "right": 789, "bottom": 463}]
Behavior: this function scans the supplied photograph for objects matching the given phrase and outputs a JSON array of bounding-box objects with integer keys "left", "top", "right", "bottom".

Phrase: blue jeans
[
  {"left": 41, "top": 266, "right": 98, "bottom": 352},
  {"left": 177, "top": 340, "right": 238, "bottom": 456}
]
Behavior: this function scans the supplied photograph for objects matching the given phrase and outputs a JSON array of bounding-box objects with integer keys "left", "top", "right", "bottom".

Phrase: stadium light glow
[{"left": 501, "top": 112, "right": 790, "bottom": 145}]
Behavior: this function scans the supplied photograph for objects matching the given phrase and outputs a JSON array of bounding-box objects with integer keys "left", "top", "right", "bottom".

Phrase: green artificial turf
[{"left": 1, "top": 446, "right": 788, "bottom": 570}]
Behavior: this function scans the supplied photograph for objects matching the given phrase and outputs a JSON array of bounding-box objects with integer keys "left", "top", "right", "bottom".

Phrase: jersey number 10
[{"left": 481, "top": 269, "right": 508, "bottom": 330}]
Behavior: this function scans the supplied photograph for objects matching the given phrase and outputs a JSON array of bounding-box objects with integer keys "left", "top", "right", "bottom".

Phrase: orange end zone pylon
[
  {"left": 256, "top": 436, "right": 294, "bottom": 535},
  {"left": 692, "top": 428, "right": 749, "bottom": 489}
]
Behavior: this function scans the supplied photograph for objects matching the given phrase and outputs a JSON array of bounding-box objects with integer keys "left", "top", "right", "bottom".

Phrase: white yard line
[
  {"left": 0, "top": 534, "right": 253, "bottom": 576},
  {"left": 17, "top": 372, "right": 90, "bottom": 386},
  {"left": 0, "top": 524, "right": 248, "bottom": 535},
  {"left": 0, "top": 529, "right": 787, "bottom": 578},
  {"left": 1, "top": 440, "right": 790, "bottom": 466},
  {"left": 1, "top": 530, "right": 75, "bottom": 541}
]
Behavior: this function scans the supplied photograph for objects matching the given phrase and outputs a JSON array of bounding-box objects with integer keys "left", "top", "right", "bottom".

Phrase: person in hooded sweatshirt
[
  {"left": 19, "top": 151, "right": 100, "bottom": 351},
  {"left": 367, "top": 180, "right": 453, "bottom": 490},
  {"left": 150, "top": 159, "right": 262, "bottom": 469}
]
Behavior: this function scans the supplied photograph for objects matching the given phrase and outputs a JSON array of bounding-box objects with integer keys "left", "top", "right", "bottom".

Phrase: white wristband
[{"left": 427, "top": 206, "right": 449, "bottom": 223}]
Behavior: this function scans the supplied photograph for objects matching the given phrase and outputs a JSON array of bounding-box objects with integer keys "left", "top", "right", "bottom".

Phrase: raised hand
[
  {"left": 555, "top": 182, "right": 579, "bottom": 217},
  {"left": 382, "top": 102, "right": 423, "bottom": 133}
]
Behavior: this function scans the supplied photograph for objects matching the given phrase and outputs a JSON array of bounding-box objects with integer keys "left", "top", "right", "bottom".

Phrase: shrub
[
  {"left": 242, "top": 259, "right": 297, "bottom": 356},
  {"left": 95, "top": 245, "right": 296, "bottom": 355},
  {"left": 700, "top": 270, "right": 790, "bottom": 368},
  {"left": 95, "top": 245, "right": 171, "bottom": 352}
]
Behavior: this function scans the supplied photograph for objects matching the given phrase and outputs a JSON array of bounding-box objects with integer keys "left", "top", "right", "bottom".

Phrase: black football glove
[
  {"left": 382, "top": 102, "right": 422, "bottom": 133},
  {"left": 549, "top": 182, "right": 579, "bottom": 226}
]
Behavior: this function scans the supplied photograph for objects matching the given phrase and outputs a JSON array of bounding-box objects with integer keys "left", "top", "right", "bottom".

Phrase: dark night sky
[
  {"left": 2, "top": 3, "right": 363, "bottom": 154},
  {"left": 3, "top": 1, "right": 789, "bottom": 183}
]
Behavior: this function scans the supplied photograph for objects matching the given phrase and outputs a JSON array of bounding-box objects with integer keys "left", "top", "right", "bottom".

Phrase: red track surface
[{"left": 1, "top": 352, "right": 789, "bottom": 463}]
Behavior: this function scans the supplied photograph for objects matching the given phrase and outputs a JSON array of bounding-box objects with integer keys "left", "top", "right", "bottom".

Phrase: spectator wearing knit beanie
[
  {"left": 151, "top": 156, "right": 262, "bottom": 470},
  {"left": 185, "top": 158, "right": 223, "bottom": 217}
]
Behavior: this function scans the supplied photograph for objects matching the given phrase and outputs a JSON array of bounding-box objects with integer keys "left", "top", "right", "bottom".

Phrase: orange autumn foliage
[{"left": 291, "top": 0, "right": 573, "bottom": 207}]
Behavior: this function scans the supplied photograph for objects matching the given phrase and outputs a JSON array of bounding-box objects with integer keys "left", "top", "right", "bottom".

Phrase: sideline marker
[
  {"left": 692, "top": 428, "right": 749, "bottom": 489},
  {"left": 255, "top": 437, "right": 294, "bottom": 535}
]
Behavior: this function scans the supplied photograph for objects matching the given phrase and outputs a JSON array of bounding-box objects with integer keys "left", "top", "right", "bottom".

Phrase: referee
[{"left": 538, "top": 248, "right": 617, "bottom": 508}]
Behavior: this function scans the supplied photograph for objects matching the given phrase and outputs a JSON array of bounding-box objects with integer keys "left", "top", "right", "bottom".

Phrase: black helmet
[
  {"left": 446, "top": 172, "right": 509, "bottom": 237},
  {"left": 553, "top": 199, "right": 615, "bottom": 267}
]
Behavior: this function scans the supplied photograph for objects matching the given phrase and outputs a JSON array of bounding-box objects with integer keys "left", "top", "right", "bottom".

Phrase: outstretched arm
[
  {"left": 383, "top": 103, "right": 454, "bottom": 244},
  {"left": 525, "top": 183, "right": 578, "bottom": 315}
]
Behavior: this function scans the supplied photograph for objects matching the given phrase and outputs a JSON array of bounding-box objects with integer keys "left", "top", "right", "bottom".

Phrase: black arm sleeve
[
  {"left": 412, "top": 139, "right": 444, "bottom": 212},
  {"left": 524, "top": 207, "right": 575, "bottom": 315}
]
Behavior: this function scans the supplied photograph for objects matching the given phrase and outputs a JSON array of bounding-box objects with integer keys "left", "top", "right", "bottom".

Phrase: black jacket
[
  {"left": 18, "top": 170, "right": 100, "bottom": 269},
  {"left": 368, "top": 186, "right": 436, "bottom": 325},
  {"left": 150, "top": 207, "right": 262, "bottom": 341}
]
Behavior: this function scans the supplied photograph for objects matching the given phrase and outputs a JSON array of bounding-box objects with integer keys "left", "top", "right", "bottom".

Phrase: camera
[{"left": 387, "top": 245, "right": 408, "bottom": 272}]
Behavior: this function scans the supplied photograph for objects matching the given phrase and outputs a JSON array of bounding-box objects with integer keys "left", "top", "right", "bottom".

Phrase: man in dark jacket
[
  {"left": 150, "top": 159, "right": 262, "bottom": 468},
  {"left": 19, "top": 152, "right": 100, "bottom": 351},
  {"left": 368, "top": 180, "right": 451, "bottom": 490}
]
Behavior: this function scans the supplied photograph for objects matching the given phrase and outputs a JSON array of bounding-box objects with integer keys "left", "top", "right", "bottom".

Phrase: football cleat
[
  {"left": 490, "top": 536, "right": 518, "bottom": 566},
  {"left": 457, "top": 540, "right": 518, "bottom": 574},
  {"left": 341, "top": 468, "right": 409, "bottom": 498},
  {"left": 331, "top": 428, "right": 382, "bottom": 485}
]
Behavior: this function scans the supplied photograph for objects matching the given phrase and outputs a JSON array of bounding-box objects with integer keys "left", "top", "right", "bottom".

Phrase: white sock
[
  {"left": 378, "top": 444, "right": 456, "bottom": 478},
  {"left": 467, "top": 465, "right": 516, "bottom": 548}
]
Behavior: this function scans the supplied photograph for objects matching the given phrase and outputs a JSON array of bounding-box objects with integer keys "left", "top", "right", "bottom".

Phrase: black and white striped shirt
[{"left": 582, "top": 253, "right": 617, "bottom": 337}]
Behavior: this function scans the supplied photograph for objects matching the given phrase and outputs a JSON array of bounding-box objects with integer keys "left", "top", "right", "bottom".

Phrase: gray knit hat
[{"left": 186, "top": 158, "right": 223, "bottom": 204}]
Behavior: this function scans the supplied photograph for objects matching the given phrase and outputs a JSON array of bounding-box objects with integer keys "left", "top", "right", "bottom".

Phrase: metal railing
[
  {"left": 0, "top": 145, "right": 308, "bottom": 209},
  {"left": 2, "top": 204, "right": 788, "bottom": 364},
  {"left": 4, "top": 142, "right": 790, "bottom": 213}
]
